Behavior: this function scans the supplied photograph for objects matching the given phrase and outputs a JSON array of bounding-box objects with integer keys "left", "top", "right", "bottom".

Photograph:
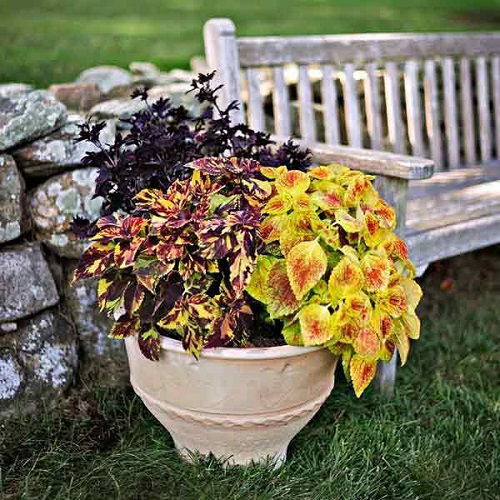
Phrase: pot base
[{"left": 126, "top": 336, "right": 338, "bottom": 468}]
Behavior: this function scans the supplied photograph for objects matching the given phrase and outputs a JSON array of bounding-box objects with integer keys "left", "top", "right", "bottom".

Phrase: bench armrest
[{"left": 275, "top": 137, "right": 434, "bottom": 180}]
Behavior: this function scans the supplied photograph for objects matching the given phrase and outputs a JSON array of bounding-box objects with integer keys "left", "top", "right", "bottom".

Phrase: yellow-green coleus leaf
[
  {"left": 286, "top": 239, "right": 327, "bottom": 300},
  {"left": 265, "top": 260, "right": 300, "bottom": 318},
  {"left": 353, "top": 327, "right": 381, "bottom": 361},
  {"left": 299, "top": 304, "right": 334, "bottom": 346},
  {"left": 328, "top": 256, "right": 364, "bottom": 302},
  {"left": 246, "top": 255, "right": 277, "bottom": 304},
  {"left": 276, "top": 170, "right": 310, "bottom": 195},
  {"left": 279, "top": 210, "right": 317, "bottom": 255},
  {"left": 350, "top": 354, "right": 377, "bottom": 397},
  {"left": 282, "top": 322, "right": 304, "bottom": 346}
]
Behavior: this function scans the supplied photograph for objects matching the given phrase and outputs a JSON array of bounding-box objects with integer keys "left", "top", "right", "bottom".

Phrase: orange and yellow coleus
[
  {"left": 246, "top": 163, "right": 422, "bottom": 397},
  {"left": 73, "top": 157, "right": 422, "bottom": 397}
]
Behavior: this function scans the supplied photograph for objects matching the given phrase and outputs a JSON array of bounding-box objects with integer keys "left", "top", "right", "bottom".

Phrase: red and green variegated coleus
[
  {"left": 73, "top": 156, "right": 421, "bottom": 397},
  {"left": 246, "top": 164, "right": 422, "bottom": 397},
  {"left": 72, "top": 157, "right": 272, "bottom": 361}
]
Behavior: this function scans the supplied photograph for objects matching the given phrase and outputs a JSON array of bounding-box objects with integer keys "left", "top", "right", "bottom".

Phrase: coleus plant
[
  {"left": 246, "top": 164, "right": 422, "bottom": 396},
  {"left": 71, "top": 72, "right": 311, "bottom": 238},
  {"left": 72, "top": 157, "right": 272, "bottom": 360},
  {"left": 72, "top": 158, "right": 422, "bottom": 397}
]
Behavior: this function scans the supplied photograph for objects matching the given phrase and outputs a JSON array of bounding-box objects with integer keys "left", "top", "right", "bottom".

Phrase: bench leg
[{"left": 374, "top": 351, "right": 398, "bottom": 398}]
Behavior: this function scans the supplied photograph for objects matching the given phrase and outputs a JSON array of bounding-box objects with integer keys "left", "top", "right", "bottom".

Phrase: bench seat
[{"left": 407, "top": 166, "right": 500, "bottom": 268}]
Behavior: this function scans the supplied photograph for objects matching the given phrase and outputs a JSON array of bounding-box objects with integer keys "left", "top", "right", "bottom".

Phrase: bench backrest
[{"left": 204, "top": 18, "right": 500, "bottom": 171}]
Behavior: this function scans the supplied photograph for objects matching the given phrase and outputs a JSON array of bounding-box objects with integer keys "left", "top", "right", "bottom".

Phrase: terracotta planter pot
[{"left": 125, "top": 336, "right": 339, "bottom": 467}]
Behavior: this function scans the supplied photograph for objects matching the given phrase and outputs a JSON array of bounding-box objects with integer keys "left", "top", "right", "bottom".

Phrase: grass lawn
[
  {"left": 1, "top": 247, "right": 499, "bottom": 499},
  {"left": 1, "top": 0, "right": 500, "bottom": 88}
]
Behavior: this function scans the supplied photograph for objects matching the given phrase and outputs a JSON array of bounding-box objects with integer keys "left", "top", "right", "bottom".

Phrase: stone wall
[{"left": 0, "top": 63, "right": 197, "bottom": 415}]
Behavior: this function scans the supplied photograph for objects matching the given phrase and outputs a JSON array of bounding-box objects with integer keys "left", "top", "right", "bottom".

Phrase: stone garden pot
[{"left": 125, "top": 335, "right": 339, "bottom": 467}]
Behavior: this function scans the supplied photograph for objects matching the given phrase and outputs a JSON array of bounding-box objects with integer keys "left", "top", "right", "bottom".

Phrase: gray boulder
[
  {"left": 48, "top": 82, "right": 102, "bottom": 112},
  {"left": 0, "top": 243, "right": 59, "bottom": 322},
  {"left": 0, "top": 83, "right": 33, "bottom": 98},
  {"left": 0, "top": 155, "right": 26, "bottom": 243},
  {"left": 16, "top": 309, "right": 78, "bottom": 397},
  {"left": 64, "top": 263, "right": 127, "bottom": 384},
  {"left": 14, "top": 116, "right": 115, "bottom": 177},
  {"left": 88, "top": 82, "right": 199, "bottom": 125},
  {"left": 77, "top": 65, "right": 133, "bottom": 97},
  {"left": 29, "top": 167, "right": 102, "bottom": 258},
  {"left": 0, "top": 90, "right": 67, "bottom": 151},
  {"left": 0, "top": 349, "right": 23, "bottom": 408},
  {"left": 88, "top": 97, "right": 146, "bottom": 122}
]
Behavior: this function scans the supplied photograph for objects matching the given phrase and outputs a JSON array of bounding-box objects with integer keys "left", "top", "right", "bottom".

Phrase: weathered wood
[
  {"left": 404, "top": 60, "right": 425, "bottom": 157},
  {"left": 492, "top": 56, "right": 500, "bottom": 158},
  {"left": 342, "top": 63, "right": 363, "bottom": 147},
  {"left": 204, "top": 18, "right": 245, "bottom": 125},
  {"left": 297, "top": 64, "right": 317, "bottom": 142},
  {"left": 442, "top": 58, "right": 460, "bottom": 168},
  {"left": 272, "top": 66, "right": 292, "bottom": 137},
  {"left": 459, "top": 58, "right": 477, "bottom": 165},
  {"left": 407, "top": 180, "right": 500, "bottom": 231},
  {"left": 373, "top": 174, "right": 409, "bottom": 398},
  {"left": 423, "top": 60, "right": 444, "bottom": 170},
  {"left": 476, "top": 57, "right": 492, "bottom": 162},
  {"left": 246, "top": 68, "right": 265, "bottom": 131},
  {"left": 299, "top": 140, "right": 434, "bottom": 179},
  {"left": 364, "top": 62, "right": 383, "bottom": 150},
  {"left": 408, "top": 164, "right": 500, "bottom": 199},
  {"left": 320, "top": 64, "right": 340, "bottom": 144},
  {"left": 375, "top": 352, "right": 398, "bottom": 398},
  {"left": 384, "top": 61, "right": 406, "bottom": 154},
  {"left": 238, "top": 33, "right": 500, "bottom": 67},
  {"left": 407, "top": 211, "right": 500, "bottom": 269}
]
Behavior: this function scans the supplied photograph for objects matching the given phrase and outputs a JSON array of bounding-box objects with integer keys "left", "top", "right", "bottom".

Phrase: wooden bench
[{"left": 203, "top": 18, "right": 500, "bottom": 396}]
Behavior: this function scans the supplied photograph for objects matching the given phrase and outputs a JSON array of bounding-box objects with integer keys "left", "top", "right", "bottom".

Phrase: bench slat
[
  {"left": 246, "top": 68, "right": 265, "bottom": 131},
  {"left": 492, "top": 56, "right": 500, "bottom": 159},
  {"left": 442, "top": 58, "right": 460, "bottom": 168},
  {"left": 423, "top": 60, "right": 444, "bottom": 170},
  {"left": 408, "top": 164, "right": 500, "bottom": 199},
  {"left": 272, "top": 66, "right": 292, "bottom": 137},
  {"left": 404, "top": 60, "right": 425, "bottom": 157},
  {"left": 298, "top": 65, "right": 317, "bottom": 142},
  {"left": 342, "top": 63, "right": 362, "bottom": 148},
  {"left": 238, "top": 33, "right": 500, "bottom": 67},
  {"left": 407, "top": 180, "right": 500, "bottom": 232},
  {"left": 384, "top": 62, "right": 406, "bottom": 154},
  {"left": 407, "top": 212, "right": 500, "bottom": 269},
  {"left": 459, "top": 58, "right": 477, "bottom": 165},
  {"left": 320, "top": 64, "right": 340, "bottom": 145},
  {"left": 364, "top": 62, "right": 383, "bottom": 150},
  {"left": 476, "top": 57, "right": 492, "bottom": 162}
]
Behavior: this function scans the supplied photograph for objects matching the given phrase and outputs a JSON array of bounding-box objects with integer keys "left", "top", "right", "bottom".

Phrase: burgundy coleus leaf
[
  {"left": 108, "top": 317, "right": 139, "bottom": 339},
  {"left": 138, "top": 327, "right": 161, "bottom": 361},
  {"left": 207, "top": 298, "right": 252, "bottom": 348},
  {"left": 72, "top": 242, "right": 115, "bottom": 282},
  {"left": 134, "top": 188, "right": 176, "bottom": 217},
  {"left": 181, "top": 323, "right": 204, "bottom": 358},
  {"left": 152, "top": 277, "right": 184, "bottom": 321},
  {"left": 92, "top": 213, "right": 123, "bottom": 242},
  {"left": 123, "top": 281, "right": 147, "bottom": 315},
  {"left": 188, "top": 157, "right": 228, "bottom": 175},
  {"left": 133, "top": 255, "right": 175, "bottom": 293}
]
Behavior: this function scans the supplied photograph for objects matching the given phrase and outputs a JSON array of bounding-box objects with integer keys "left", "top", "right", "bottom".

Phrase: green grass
[
  {"left": 1, "top": 247, "right": 499, "bottom": 499},
  {"left": 1, "top": 0, "right": 500, "bottom": 87}
]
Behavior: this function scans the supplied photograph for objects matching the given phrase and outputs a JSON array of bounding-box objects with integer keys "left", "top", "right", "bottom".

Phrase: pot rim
[{"left": 160, "top": 336, "right": 325, "bottom": 360}]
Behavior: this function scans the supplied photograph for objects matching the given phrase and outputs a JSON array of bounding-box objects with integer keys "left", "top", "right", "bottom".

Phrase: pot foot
[{"left": 175, "top": 442, "right": 288, "bottom": 469}]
